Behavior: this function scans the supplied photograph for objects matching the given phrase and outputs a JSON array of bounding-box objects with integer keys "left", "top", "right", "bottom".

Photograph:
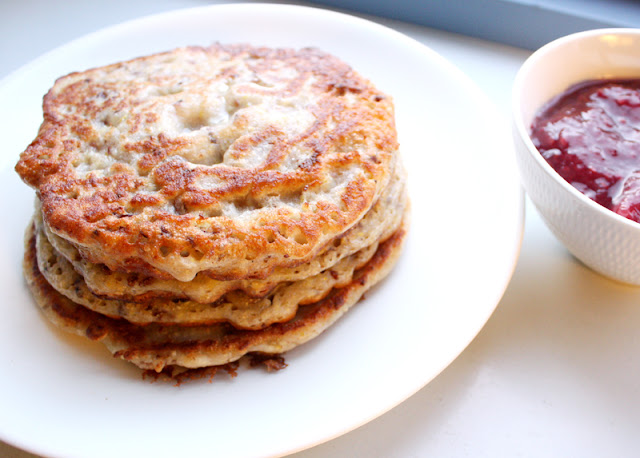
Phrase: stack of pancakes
[{"left": 16, "top": 44, "right": 408, "bottom": 375}]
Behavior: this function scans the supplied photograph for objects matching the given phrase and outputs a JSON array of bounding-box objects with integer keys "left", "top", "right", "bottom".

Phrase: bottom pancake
[{"left": 23, "top": 220, "right": 406, "bottom": 373}]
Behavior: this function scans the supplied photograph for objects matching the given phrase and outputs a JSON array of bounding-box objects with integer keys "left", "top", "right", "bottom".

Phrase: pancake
[
  {"left": 16, "top": 43, "right": 399, "bottom": 282},
  {"left": 17, "top": 43, "right": 409, "bottom": 378},
  {"left": 24, "top": 219, "right": 407, "bottom": 372},
  {"left": 35, "top": 215, "right": 386, "bottom": 329},
  {"left": 42, "top": 158, "right": 407, "bottom": 303}
]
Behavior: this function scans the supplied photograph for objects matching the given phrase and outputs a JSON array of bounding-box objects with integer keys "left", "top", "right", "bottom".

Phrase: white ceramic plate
[{"left": 0, "top": 4, "right": 523, "bottom": 458}]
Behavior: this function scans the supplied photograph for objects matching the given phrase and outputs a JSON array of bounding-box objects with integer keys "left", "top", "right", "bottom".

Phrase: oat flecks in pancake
[
  {"left": 16, "top": 44, "right": 399, "bottom": 281},
  {"left": 24, "top": 220, "right": 407, "bottom": 373}
]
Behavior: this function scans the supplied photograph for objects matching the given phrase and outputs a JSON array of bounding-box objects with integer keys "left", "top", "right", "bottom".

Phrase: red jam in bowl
[{"left": 530, "top": 79, "right": 640, "bottom": 223}]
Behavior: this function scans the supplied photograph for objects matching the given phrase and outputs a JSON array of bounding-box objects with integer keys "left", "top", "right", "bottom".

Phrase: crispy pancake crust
[
  {"left": 16, "top": 44, "right": 399, "bottom": 281},
  {"left": 24, "top": 220, "right": 407, "bottom": 372}
]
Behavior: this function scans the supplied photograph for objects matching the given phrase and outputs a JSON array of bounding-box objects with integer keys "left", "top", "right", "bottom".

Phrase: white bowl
[{"left": 512, "top": 28, "right": 640, "bottom": 285}]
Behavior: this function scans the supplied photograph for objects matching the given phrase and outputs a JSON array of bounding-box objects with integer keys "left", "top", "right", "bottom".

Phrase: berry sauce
[{"left": 530, "top": 79, "right": 640, "bottom": 223}]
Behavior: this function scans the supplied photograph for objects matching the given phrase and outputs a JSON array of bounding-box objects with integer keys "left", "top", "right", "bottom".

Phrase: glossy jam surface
[{"left": 531, "top": 79, "right": 640, "bottom": 223}]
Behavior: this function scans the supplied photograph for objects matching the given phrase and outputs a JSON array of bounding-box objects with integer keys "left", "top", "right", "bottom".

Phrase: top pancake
[{"left": 16, "top": 43, "right": 399, "bottom": 281}]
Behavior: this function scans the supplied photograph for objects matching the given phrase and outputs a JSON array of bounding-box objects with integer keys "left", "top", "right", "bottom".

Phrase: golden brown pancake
[
  {"left": 16, "top": 43, "right": 408, "bottom": 377},
  {"left": 16, "top": 44, "right": 399, "bottom": 282}
]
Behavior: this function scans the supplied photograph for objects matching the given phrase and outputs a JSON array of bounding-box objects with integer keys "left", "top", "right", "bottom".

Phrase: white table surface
[{"left": 2, "top": 1, "right": 639, "bottom": 457}]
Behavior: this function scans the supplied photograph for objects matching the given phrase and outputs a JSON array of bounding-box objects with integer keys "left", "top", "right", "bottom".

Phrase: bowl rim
[{"left": 512, "top": 27, "right": 640, "bottom": 232}]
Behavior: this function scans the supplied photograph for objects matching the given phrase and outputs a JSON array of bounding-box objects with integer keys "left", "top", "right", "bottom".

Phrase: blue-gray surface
[{"left": 309, "top": 0, "right": 640, "bottom": 50}]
